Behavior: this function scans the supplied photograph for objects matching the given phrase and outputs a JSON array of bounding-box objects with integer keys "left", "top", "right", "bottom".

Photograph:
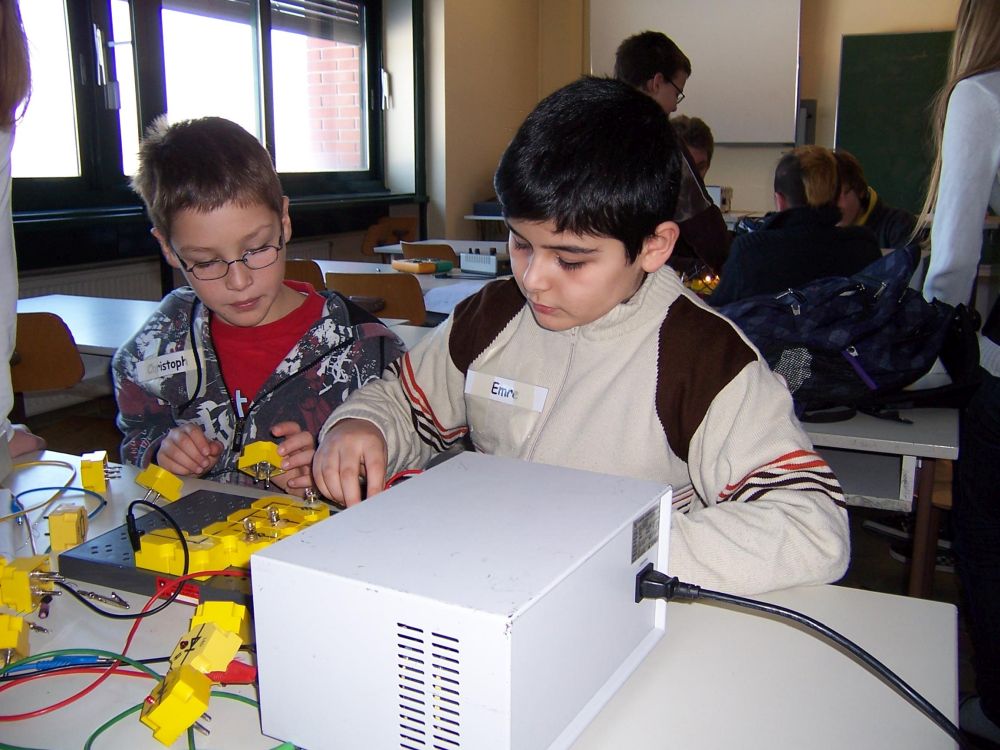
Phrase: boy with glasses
[{"left": 113, "top": 116, "right": 404, "bottom": 495}]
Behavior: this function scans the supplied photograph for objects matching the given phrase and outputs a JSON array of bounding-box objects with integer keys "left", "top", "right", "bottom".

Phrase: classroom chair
[
  {"left": 908, "top": 458, "right": 955, "bottom": 598},
  {"left": 361, "top": 216, "right": 419, "bottom": 261},
  {"left": 10, "top": 313, "right": 86, "bottom": 424},
  {"left": 326, "top": 272, "right": 426, "bottom": 326},
  {"left": 284, "top": 259, "right": 326, "bottom": 290},
  {"left": 401, "top": 241, "right": 458, "bottom": 265}
]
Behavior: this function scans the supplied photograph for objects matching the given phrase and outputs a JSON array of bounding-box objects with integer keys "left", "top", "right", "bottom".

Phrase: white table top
[
  {"left": 804, "top": 408, "right": 959, "bottom": 460},
  {"left": 0, "top": 452, "right": 958, "bottom": 750},
  {"left": 17, "top": 294, "right": 160, "bottom": 356},
  {"left": 315, "top": 259, "right": 499, "bottom": 314}
]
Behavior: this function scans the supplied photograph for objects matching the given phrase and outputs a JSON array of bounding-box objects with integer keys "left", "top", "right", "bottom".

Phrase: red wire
[
  {"left": 386, "top": 468, "right": 422, "bottom": 487},
  {"left": 0, "top": 568, "right": 244, "bottom": 721},
  {"left": 0, "top": 667, "right": 153, "bottom": 689}
]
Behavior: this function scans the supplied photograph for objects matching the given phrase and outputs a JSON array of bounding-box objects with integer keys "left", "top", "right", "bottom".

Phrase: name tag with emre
[{"left": 465, "top": 370, "right": 548, "bottom": 412}]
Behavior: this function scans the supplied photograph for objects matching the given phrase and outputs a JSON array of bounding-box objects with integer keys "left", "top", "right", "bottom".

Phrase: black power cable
[
  {"left": 54, "top": 500, "right": 190, "bottom": 620},
  {"left": 636, "top": 564, "right": 968, "bottom": 749}
]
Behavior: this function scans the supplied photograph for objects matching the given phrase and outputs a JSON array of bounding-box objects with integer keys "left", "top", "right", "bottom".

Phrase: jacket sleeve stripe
[{"left": 398, "top": 352, "right": 469, "bottom": 442}]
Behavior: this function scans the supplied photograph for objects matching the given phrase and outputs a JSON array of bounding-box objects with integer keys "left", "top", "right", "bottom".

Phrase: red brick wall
[{"left": 306, "top": 39, "right": 363, "bottom": 170}]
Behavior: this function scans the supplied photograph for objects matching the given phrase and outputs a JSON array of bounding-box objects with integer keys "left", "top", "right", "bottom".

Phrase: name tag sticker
[
  {"left": 465, "top": 370, "right": 547, "bottom": 412},
  {"left": 138, "top": 350, "right": 196, "bottom": 383}
]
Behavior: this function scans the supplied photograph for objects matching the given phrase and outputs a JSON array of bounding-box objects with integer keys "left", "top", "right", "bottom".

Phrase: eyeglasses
[
  {"left": 173, "top": 231, "right": 285, "bottom": 281},
  {"left": 667, "top": 77, "right": 685, "bottom": 104}
]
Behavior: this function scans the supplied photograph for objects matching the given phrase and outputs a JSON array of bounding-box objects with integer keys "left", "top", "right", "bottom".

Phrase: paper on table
[{"left": 423, "top": 280, "right": 492, "bottom": 314}]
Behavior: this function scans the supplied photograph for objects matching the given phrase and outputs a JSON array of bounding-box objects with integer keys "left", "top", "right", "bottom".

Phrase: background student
[
  {"left": 312, "top": 76, "right": 849, "bottom": 597},
  {"left": 113, "top": 116, "right": 404, "bottom": 496},
  {"left": 0, "top": 0, "right": 44, "bottom": 459},
  {"left": 671, "top": 114, "right": 714, "bottom": 181},
  {"left": 709, "top": 145, "right": 881, "bottom": 306},
  {"left": 614, "top": 30, "right": 730, "bottom": 277},
  {"left": 834, "top": 149, "right": 916, "bottom": 250},
  {"left": 917, "top": 1, "right": 1000, "bottom": 743}
]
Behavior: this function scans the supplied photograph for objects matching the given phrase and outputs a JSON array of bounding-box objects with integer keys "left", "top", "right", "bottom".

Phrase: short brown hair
[
  {"left": 131, "top": 116, "right": 284, "bottom": 237},
  {"left": 773, "top": 146, "right": 839, "bottom": 209},
  {"left": 672, "top": 114, "right": 714, "bottom": 163},
  {"left": 833, "top": 149, "right": 868, "bottom": 199},
  {"left": 614, "top": 31, "right": 691, "bottom": 89}
]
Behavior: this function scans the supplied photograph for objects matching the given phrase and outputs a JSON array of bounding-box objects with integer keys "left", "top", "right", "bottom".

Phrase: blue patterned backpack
[{"left": 717, "top": 245, "right": 979, "bottom": 420}]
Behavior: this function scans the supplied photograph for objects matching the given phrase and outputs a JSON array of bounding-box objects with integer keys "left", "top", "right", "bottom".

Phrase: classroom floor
[{"left": 21, "top": 396, "right": 979, "bottom": 711}]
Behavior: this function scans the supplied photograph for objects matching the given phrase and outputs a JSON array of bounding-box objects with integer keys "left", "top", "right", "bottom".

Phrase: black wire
[
  {"left": 54, "top": 500, "right": 190, "bottom": 620},
  {"left": 695, "top": 586, "right": 966, "bottom": 748}
]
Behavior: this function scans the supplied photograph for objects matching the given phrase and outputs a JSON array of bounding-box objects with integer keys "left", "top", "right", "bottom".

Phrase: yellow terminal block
[
  {"left": 135, "top": 464, "right": 183, "bottom": 503},
  {"left": 134, "top": 529, "right": 187, "bottom": 577},
  {"left": 140, "top": 664, "right": 211, "bottom": 746},
  {"left": 0, "top": 614, "right": 29, "bottom": 668},
  {"left": 0, "top": 555, "right": 53, "bottom": 614},
  {"left": 252, "top": 495, "right": 330, "bottom": 525},
  {"left": 168, "top": 621, "right": 242, "bottom": 674},
  {"left": 237, "top": 440, "right": 286, "bottom": 487},
  {"left": 47, "top": 503, "right": 88, "bottom": 552},
  {"left": 190, "top": 601, "right": 251, "bottom": 644},
  {"left": 80, "top": 450, "right": 109, "bottom": 493}
]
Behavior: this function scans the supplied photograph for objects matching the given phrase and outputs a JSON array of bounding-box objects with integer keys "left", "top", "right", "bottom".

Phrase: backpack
[{"left": 717, "top": 245, "right": 980, "bottom": 421}]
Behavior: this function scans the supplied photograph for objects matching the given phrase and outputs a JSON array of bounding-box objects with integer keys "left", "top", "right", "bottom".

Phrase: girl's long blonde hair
[
  {"left": 0, "top": 0, "right": 31, "bottom": 129},
  {"left": 915, "top": 0, "right": 1000, "bottom": 236}
]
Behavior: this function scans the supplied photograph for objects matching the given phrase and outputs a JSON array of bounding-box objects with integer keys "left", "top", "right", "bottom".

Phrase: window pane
[
  {"left": 112, "top": 0, "right": 140, "bottom": 176},
  {"left": 12, "top": 0, "right": 79, "bottom": 178},
  {"left": 161, "top": 4, "right": 259, "bottom": 138},
  {"left": 271, "top": 2, "right": 368, "bottom": 173}
]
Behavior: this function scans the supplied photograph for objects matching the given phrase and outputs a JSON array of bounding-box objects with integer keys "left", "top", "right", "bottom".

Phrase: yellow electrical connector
[
  {"left": 140, "top": 664, "right": 212, "bottom": 746},
  {"left": 237, "top": 441, "right": 285, "bottom": 487},
  {"left": 135, "top": 464, "right": 183, "bottom": 503},
  {"left": 190, "top": 601, "right": 251, "bottom": 644},
  {"left": 168, "top": 621, "right": 241, "bottom": 674},
  {"left": 47, "top": 503, "right": 88, "bottom": 552},
  {"left": 0, "top": 555, "right": 53, "bottom": 614},
  {"left": 80, "top": 450, "right": 109, "bottom": 493},
  {"left": 252, "top": 495, "right": 330, "bottom": 525},
  {"left": 0, "top": 613, "right": 29, "bottom": 668},
  {"left": 134, "top": 529, "right": 187, "bottom": 577}
]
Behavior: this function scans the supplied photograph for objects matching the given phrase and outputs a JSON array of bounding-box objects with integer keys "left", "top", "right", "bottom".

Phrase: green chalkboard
[{"left": 836, "top": 31, "right": 953, "bottom": 215}]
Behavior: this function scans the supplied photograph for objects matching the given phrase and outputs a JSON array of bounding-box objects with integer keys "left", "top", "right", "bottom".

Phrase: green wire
[
  {"left": 0, "top": 740, "right": 52, "bottom": 750},
  {"left": 0, "top": 647, "right": 162, "bottom": 679},
  {"left": 82, "top": 690, "right": 261, "bottom": 749}
]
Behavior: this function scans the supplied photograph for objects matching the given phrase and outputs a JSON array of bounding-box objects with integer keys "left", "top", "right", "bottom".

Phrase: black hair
[
  {"left": 613, "top": 30, "right": 692, "bottom": 89},
  {"left": 493, "top": 76, "right": 682, "bottom": 262}
]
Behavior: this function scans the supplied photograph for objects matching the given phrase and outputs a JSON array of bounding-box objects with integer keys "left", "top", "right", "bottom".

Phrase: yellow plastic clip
[
  {"left": 140, "top": 664, "right": 212, "bottom": 746},
  {"left": 0, "top": 556, "right": 53, "bottom": 614},
  {"left": 135, "top": 464, "right": 183, "bottom": 504},
  {"left": 80, "top": 450, "right": 109, "bottom": 493},
  {"left": 0, "top": 614, "right": 29, "bottom": 669},
  {"left": 47, "top": 503, "right": 88, "bottom": 552},
  {"left": 237, "top": 441, "right": 286, "bottom": 488}
]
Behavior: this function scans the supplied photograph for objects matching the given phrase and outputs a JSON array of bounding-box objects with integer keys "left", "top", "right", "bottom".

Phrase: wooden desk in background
[
  {"left": 16, "top": 294, "right": 159, "bottom": 356},
  {"left": 0, "top": 451, "right": 958, "bottom": 749}
]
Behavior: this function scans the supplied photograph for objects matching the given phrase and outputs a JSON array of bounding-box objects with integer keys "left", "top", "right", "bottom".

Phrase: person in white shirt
[
  {"left": 0, "top": 0, "right": 45, "bottom": 459},
  {"left": 917, "top": 1, "right": 1000, "bottom": 743}
]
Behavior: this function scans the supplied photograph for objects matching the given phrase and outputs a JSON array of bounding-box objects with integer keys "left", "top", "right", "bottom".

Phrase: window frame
[{"left": 12, "top": 0, "right": 396, "bottom": 221}]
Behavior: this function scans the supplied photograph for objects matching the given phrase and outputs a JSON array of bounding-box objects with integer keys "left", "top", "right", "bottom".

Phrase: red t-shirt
[{"left": 211, "top": 280, "right": 325, "bottom": 418}]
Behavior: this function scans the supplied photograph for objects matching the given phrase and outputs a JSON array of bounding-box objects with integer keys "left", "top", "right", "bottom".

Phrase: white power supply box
[{"left": 252, "top": 452, "right": 672, "bottom": 750}]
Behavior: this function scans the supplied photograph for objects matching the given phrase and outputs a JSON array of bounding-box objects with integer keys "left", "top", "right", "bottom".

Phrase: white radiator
[{"left": 18, "top": 258, "right": 162, "bottom": 301}]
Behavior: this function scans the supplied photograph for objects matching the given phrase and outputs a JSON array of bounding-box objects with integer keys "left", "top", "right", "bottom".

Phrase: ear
[
  {"left": 774, "top": 192, "right": 789, "bottom": 212},
  {"left": 638, "top": 220, "right": 679, "bottom": 273},
  {"left": 153, "top": 228, "right": 181, "bottom": 270},
  {"left": 643, "top": 72, "right": 663, "bottom": 95},
  {"left": 280, "top": 196, "right": 293, "bottom": 244}
]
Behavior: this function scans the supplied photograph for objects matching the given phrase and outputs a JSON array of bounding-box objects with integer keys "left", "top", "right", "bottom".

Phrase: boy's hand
[
  {"left": 312, "top": 418, "right": 387, "bottom": 507},
  {"left": 267, "top": 421, "right": 315, "bottom": 497},
  {"left": 8, "top": 425, "right": 46, "bottom": 458},
  {"left": 157, "top": 423, "right": 223, "bottom": 477}
]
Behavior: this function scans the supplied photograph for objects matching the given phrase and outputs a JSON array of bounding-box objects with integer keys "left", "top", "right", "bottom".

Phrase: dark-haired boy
[
  {"left": 313, "top": 77, "right": 849, "bottom": 595},
  {"left": 113, "top": 116, "right": 404, "bottom": 496}
]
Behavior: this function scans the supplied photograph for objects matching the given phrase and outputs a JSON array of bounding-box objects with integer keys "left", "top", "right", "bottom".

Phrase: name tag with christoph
[
  {"left": 138, "top": 350, "right": 196, "bottom": 383},
  {"left": 465, "top": 370, "right": 547, "bottom": 412}
]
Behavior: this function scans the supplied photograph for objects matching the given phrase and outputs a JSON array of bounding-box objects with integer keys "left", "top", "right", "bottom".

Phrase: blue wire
[
  {"left": 2, "top": 654, "right": 103, "bottom": 675},
  {"left": 11, "top": 486, "right": 108, "bottom": 520}
]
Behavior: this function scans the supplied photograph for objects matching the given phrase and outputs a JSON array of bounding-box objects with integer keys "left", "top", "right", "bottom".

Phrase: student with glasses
[
  {"left": 614, "top": 30, "right": 731, "bottom": 279},
  {"left": 112, "top": 116, "right": 404, "bottom": 496}
]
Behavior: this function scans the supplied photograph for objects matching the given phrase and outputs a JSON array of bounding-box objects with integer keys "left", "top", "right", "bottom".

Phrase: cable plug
[
  {"left": 634, "top": 563, "right": 702, "bottom": 603},
  {"left": 126, "top": 513, "right": 142, "bottom": 552}
]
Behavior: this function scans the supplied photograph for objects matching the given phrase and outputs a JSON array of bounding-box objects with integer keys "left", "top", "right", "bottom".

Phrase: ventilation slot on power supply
[{"left": 397, "top": 623, "right": 461, "bottom": 750}]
